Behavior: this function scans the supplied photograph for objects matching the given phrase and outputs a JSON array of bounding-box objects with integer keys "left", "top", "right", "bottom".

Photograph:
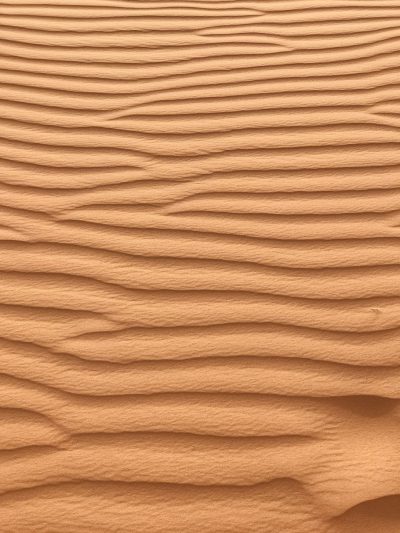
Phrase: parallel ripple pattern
[{"left": 0, "top": 1, "right": 400, "bottom": 531}]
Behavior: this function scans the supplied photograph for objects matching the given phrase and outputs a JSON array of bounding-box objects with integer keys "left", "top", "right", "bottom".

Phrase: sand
[{"left": 0, "top": 0, "right": 399, "bottom": 531}]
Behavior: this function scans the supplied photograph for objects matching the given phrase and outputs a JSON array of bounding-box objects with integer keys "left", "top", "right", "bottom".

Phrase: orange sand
[{"left": 0, "top": 0, "right": 399, "bottom": 531}]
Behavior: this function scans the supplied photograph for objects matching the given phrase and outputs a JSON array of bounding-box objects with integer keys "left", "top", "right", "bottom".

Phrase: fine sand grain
[{"left": 0, "top": 0, "right": 400, "bottom": 531}]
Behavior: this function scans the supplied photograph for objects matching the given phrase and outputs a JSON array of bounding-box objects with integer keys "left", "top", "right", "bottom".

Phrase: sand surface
[{"left": 0, "top": 0, "right": 400, "bottom": 531}]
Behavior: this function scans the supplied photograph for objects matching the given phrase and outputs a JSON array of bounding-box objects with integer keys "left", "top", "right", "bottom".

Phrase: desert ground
[{"left": 0, "top": 0, "right": 399, "bottom": 531}]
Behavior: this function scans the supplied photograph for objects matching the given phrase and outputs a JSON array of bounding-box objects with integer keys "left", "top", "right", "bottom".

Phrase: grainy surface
[{"left": 0, "top": 1, "right": 400, "bottom": 531}]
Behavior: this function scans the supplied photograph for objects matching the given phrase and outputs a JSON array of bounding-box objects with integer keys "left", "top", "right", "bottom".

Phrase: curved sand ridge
[{"left": 0, "top": 1, "right": 400, "bottom": 531}]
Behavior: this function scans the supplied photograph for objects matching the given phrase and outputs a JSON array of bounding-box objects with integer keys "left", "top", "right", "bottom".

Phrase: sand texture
[{"left": 0, "top": 0, "right": 400, "bottom": 531}]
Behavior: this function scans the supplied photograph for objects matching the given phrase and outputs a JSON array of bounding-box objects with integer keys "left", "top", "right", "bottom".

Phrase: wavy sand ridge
[{"left": 0, "top": 1, "right": 400, "bottom": 531}]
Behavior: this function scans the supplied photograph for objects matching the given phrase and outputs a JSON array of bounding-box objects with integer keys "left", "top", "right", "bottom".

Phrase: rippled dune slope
[{"left": 0, "top": 0, "right": 400, "bottom": 531}]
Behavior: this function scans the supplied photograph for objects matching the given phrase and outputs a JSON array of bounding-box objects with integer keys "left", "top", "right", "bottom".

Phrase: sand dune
[{"left": 0, "top": 0, "right": 399, "bottom": 531}]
